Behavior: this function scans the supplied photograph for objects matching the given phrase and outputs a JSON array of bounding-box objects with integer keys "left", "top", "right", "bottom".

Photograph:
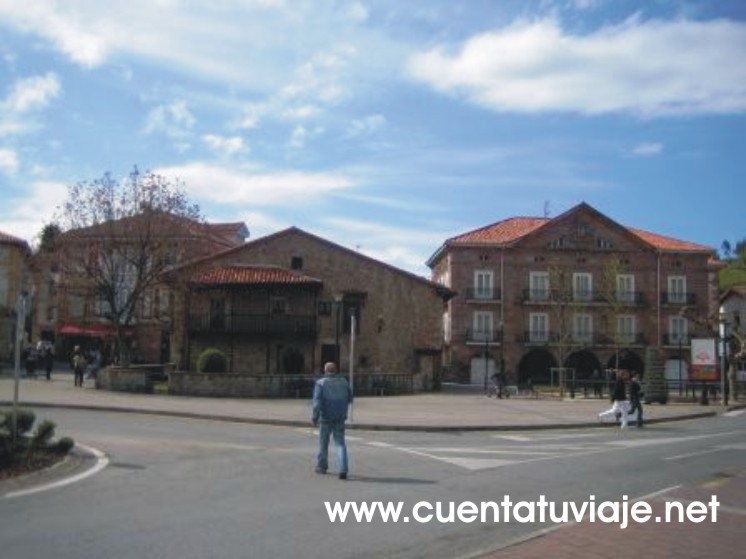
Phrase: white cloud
[
  {"left": 202, "top": 134, "right": 247, "bottom": 155},
  {"left": 156, "top": 161, "right": 356, "bottom": 206},
  {"left": 0, "top": 148, "right": 19, "bottom": 174},
  {"left": 0, "top": 179, "right": 68, "bottom": 245},
  {"left": 631, "top": 142, "right": 663, "bottom": 157},
  {"left": 408, "top": 17, "right": 746, "bottom": 117},
  {"left": 142, "top": 100, "right": 196, "bottom": 137},
  {"left": 2, "top": 73, "right": 61, "bottom": 113},
  {"left": 346, "top": 114, "right": 387, "bottom": 138}
]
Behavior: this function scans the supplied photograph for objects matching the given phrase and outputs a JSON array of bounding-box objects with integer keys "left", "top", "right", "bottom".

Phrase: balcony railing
[
  {"left": 464, "top": 287, "right": 502, "bottom": 302},
  {"left": 663, "top": 334, "right": 691, "bottom": 346},
  {"left": 522, "top": 289, "right": 646, "bottom": 305},
  {"left": 189, "top": 313, "right": 317, "bottom": 337},
  {"left": 465, "top": 328, "right": 503, "bottom": 344},
  {"left": 660, "top": 292, "right": 696, "bottom": 306},
  {"left": 517, "top": 331, "right": 648, "bottom": 346}
]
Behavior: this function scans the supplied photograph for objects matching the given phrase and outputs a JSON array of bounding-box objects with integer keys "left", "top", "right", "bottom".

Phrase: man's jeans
[{"left": 317, "top": 420, "right": 348, "bottom": 474}]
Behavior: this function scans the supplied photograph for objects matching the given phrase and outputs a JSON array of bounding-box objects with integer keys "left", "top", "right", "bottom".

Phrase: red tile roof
[
  {"left": 190, "top": 265, "right": 322, "bottom": 287},
  {"left": 446, "top": 217, "right": 548, "bottom": 245},
  {"left": 442, "top": 215, "right": 712, "bottom": 253},
  {"left": 627, "top": 228, "right": 713, "bottom": 253}
]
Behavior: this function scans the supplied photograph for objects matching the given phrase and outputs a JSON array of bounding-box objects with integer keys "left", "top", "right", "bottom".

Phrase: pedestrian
[
  {"left": 598, "top": 371, "right": 628, "bottom": 427},
  {"left": 44, "top": 344, "right": 54, "bottom": 380},
  {"left": 72, "top": 345, "right": 87, "bottom": 387},
  {"left": 627, "top": 372, "right": 644, "bottom": 428},
  {"left": 312, "top": 362, "right": 353, "bottom": 480}
]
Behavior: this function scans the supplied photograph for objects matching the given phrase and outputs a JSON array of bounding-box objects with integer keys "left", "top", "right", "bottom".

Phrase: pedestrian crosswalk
[{"left": 354, "top": 429, "right": 746, "bottom": 471}]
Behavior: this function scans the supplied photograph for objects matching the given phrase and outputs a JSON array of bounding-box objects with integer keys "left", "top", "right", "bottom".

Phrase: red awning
[{"left": 58, "top": 323, "right": 134, "bottom": 338}]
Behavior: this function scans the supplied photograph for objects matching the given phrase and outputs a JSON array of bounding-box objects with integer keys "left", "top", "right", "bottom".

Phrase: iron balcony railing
[
  {"left": 465, "top": 328, "right": 504, "bottom": 344},
  {"left": 464, "top": 287, "right": 502, "bottom": 302},
  {"left": 522, "top": 289, "right": 645, "bottom": 305},
  {"left": 189, "top": 313, "right": 317, "bottom": 337},
  {"left": 660, "top": 292, "right": 696, "bottom": 305}
]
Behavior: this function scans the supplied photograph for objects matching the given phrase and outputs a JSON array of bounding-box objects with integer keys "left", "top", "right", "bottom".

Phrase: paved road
[{"left": 1, "top": 406, "right": 744, "bottom": 558}]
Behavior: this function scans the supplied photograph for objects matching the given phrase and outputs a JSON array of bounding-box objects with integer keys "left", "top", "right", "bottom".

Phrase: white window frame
[
  {"left": 669, "top": 316, "right": 688, "bottom": 344},
  {"left": 573, "top": 313, "right": 593, "bottom": 343},
  {"left": 573, "top": 272, "right": 593, "bottom": 302},
  {"left": 668, "top": 276, "right": 687, "bottom": 304},
  {"left": 617, "top": 315, "right": 637, "bottom": 344},
  {"left": 474, "top": 269, "right": 494, "bottom": 299},
  {"left": 529, "top": 313, "right": 549, "bottom": 342},
  {"left": 616, "top": 274, "right": 635, "bottom": 303},
  {"left": 473, "top": 311, "right": 494, "bottom": 342},
  {"left": 529, "top": 271, "right": 550, "bottom": 301}
]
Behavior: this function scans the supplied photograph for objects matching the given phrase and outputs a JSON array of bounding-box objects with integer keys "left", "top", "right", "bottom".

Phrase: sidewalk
[
  {"left": 481, "top": 472, "right": 746, "bottom": 559},
  {"left": 0, "top": 371, "right": 738, "bottom": 431}
]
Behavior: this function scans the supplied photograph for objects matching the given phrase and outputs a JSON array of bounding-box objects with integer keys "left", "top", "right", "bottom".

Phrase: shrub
[
  {"left": 197, "top": 348, "right": 228, "bottom": 373},
  {"left": 26, "top": 419, "right": 56, "bottom": 461},
  {"left": 1, "top": 408, "right": 36, "bottom": 437},
  {"left": 55, "top": 437, "right": 75, "bottom": 454}
]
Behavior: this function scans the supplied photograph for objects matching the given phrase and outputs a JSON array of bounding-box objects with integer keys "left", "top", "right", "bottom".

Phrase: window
[
  {"left": 573, "top": 313, "right": 593, "bottom": 343},
  {"left": 473, "top": 311, "right": 494, "bottom": 342},
  {"left": 343, "top": 300, "right": 361, "bottom": 335},
  {"left": 0, "top": 274, "right": 7, "bottom": 306},
  {"left": 529, "top": 272, "right": 550, "bottom": 301},
  {"left": 318, "top": 301, "right": 332, "bottom": 316},
  {"left": 573, "top": 273, "right": 593, "bottom": 302},
  {"left": 616, "top": 274, "right": 636, "bottom": 303},
  {"left": 474, "top": 270, "right": 493, "bottom": 299},
  {"left": 617, "top": 315, "right": 637, "bottom": 344},
  {"left": 291, "top": 256, "right": 303, "bottom": 270},
  {"left": 669, "top": 316, "right": 688, "bottom": 344},
  {"left": 668, "top": 276, "right": 686, "bottom": 304},
  {"left": 529, "top": 313, "right": 549, "bottom": 342}
]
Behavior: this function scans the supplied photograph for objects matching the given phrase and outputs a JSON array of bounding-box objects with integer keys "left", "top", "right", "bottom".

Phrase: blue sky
[{"left": 1, "top": 0, "right": 744, "bottom": 276}]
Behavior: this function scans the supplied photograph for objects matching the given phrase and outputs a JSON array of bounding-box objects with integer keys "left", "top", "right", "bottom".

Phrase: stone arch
[
  {"left": 606, "top": 350, "right": 645, "bottom": 379},
  {"left": 518, "top": 349, "right": 557, "bottom": 385},
  {"left": 564, "top": 350, "right": 603, "bottom": 380}
]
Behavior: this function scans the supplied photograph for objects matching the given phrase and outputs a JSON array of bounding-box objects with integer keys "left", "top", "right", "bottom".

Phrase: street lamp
[
  {"left": 719, "top": 306, "right": 730, "bottom": 406},
  {"left": 12, "top": 291, "right": 29, "bottom": 447},
  {"left": 334, "top": 294, "right": 343, "bottom": 370}
]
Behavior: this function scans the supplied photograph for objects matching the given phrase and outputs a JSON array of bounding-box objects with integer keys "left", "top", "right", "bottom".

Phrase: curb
[{"left": 2, "top": 400, "right": 736, "bottom": 432}]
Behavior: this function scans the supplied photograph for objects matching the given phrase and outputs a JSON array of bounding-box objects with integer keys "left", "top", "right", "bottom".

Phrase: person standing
[
  {"left": 312, "top": 362, "right": 353, "bottom": 480},
  {"left": 44, "top": 344, "right": 54, "bottom": 380},
  {"left": 628, "top": 372, "right": 644, "bottom": 428},
  {"left": 72, "top": 345, "right": 87, "bottom": 387}
]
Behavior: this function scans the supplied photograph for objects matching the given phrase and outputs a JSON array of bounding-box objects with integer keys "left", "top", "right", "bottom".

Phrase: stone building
[
  {"left": 167, "top": 227, "right": 453, "bottom": 396},
  {"left": 0, "top": 230, "right": 31, "bottom": 364},
  {"left": 427, "top": 203, "right": 720, "bottom": 387},
  {"left": 31, "top": 213, "right": 248, "bottom": 363}
]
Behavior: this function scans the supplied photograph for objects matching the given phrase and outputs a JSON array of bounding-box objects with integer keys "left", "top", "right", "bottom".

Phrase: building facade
[
  {"left": 427, "top": 203, "right": 720, "bottom": 387},
  {"left": 31, "top": 214, "right": 248, "bottom": 363},
  {"left": 168, "top": 227, "right": 453, "bottom": 393},
  {"left": 0, "top": 231, "right": 31, "bottom": 364}
]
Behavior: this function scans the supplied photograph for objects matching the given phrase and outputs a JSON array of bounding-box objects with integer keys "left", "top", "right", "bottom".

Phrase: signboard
[{"left": 690, "top": 338, "right": 718, "bottom": 381}]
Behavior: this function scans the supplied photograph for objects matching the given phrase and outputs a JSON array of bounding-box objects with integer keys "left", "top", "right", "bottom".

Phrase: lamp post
[
  {"left": 12, "top": 291, "right": 28, "bottom": 448},
  {"left": 719, "top": 306, "right": 729, "bottom": 406},
  {"left": 334, "top": 294, "right": 343, "bottom": 370}
]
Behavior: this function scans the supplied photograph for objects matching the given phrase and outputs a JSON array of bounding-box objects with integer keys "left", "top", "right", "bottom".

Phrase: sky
[{"left": 1, "top": 0, "right": 744, "bottom": 277}]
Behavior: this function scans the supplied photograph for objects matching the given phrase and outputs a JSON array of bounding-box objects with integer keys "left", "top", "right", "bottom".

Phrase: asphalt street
[{"left": 1, "top": 406, "right": 744, "bottom": 559}]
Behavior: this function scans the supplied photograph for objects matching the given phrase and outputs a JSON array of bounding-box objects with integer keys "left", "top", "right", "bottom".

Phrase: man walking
[
  {"left": 628, "top": 372, "right": 644, "bottom": 428},
  {"left": 312, "top": 362, "right": 353, "bottom": 480}
]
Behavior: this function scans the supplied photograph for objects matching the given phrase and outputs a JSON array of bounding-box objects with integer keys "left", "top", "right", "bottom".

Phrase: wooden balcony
[{"left": 189, "top": 313, "right": 317, "bottom": 338}]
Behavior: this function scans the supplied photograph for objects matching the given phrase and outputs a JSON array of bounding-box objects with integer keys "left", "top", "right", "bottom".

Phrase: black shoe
[{"left": 339, "top": 472, "right": 347, "bottom": 480}]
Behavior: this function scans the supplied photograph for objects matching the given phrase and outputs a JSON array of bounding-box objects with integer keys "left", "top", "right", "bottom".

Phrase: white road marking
[{"left": 4, "top": 444, "right": 109, "bottom": 500}]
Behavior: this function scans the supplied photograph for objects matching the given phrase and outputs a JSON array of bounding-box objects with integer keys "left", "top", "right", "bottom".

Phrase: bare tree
[{"left": 53, "top": 168, "right": 205, "bottom": 363}]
